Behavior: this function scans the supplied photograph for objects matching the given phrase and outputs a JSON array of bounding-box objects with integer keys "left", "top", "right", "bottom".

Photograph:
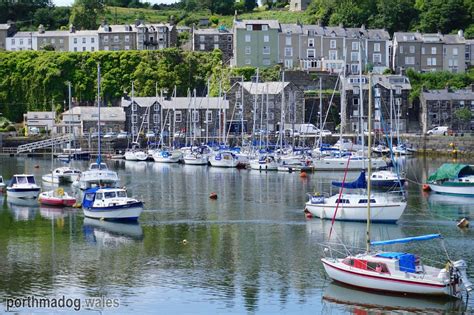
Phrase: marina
[{"left": 0, "top": 155, "right": 473, "bottom": 313}]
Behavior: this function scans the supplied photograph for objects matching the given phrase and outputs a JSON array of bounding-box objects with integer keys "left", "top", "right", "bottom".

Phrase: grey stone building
[
  {"left": 343, "top": 75, "right": 412, "bottom": 134},
  {"left": 392, "top": 31, "right": 466, "bottom": 74},
  {"left": 420, "top": 86, "right": 474, "bottom": 133},
  {"left": 98, "top": 23, "right": 137, "bottom": 51},
  {"left": 0, "top": 22, "right": 16, "bottom": 50},
  {"left": 279, "top": 23, "right": 302, "bottom": 69},
  {"left": 136, "top": 22, "right": 177, "bottom": 50},
  {"left": 466, "top": 39, "right": 474, "bottom": 68},
  {"left": 121, "top": 96, "right": 229, "bottom": 144},
  {"left": 36, "top": 25, "right": 69, "bottom": 51},
  {"left": 61, "top": 106, "right": 125, "bottom": 136},
  {"left": 226, "top": 80, "right": 304, "bottom": 135},
  {"left": 290, "top": 0, "right": 312, "bottom": 11},
  {"left": 193, "top": 27, "right": 233, "bottom": 63}
]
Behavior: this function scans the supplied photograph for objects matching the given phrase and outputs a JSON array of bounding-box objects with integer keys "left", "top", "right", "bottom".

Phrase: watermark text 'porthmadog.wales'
[{"left": 5, "top": 295, "right": 120, "bottom": 312}]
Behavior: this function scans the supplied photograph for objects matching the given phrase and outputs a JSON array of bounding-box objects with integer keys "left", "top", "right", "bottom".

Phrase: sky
[{"left": 53, "top": 0, "right": 178, "bottom": 6}]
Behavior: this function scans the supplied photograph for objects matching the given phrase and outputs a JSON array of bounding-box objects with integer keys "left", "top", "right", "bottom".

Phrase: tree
[
  {"left": 454, "top": 107, "right": 471, "bottom": 131},
  {"left": 416, "top": 0, "right": 470, "bottom": 33},
  {"left": 244, "top": 0, "right": 257, "bottom": 12},
  {"left": 70, "top": 0, "right": 105, "bottom": 30}
]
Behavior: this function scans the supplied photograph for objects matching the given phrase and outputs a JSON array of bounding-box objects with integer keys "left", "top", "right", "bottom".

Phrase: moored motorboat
[
  {"left": 370, "top": 170, "right": 406, "bottom": 188},
  {"left": 82, "top": 187, "right": 143, "bottom": 221},
  {"left": 39, "top": 188, "right": 76, "bottom": 207},
  {"left": 0, "top": 175, "right": 6, "bottom": 191},
  {"left": 428, "top": 163, "right": 474, "bottom": 196},
  {"left": 6, "top": 174, "right": 41, "bottom": 199},
  {"left": 72, "top": 162, "right": 120, "bottom": 190}
]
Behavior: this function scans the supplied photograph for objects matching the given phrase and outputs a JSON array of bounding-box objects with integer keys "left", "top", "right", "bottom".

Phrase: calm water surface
[{"left": 0, "top": 155, "right": 473, "bottom": 314}]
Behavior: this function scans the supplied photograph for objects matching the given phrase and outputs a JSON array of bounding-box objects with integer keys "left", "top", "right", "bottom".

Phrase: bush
[{"left": 6, "top": 125, "right": 16, "bottom": 132}]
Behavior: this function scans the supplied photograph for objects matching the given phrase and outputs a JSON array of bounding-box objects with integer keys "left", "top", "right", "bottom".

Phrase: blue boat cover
[
  {"left": 332, "top": 171, "right": 367, "bottom": 189},
  {"left": 371, "top": 234, "right": 441, "bottom": 246},
  {"left": 376, "top": 252, "right": 417, "bottom": 273}
]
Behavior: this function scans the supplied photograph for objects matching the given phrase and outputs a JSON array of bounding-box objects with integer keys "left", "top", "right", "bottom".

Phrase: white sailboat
[
  {"left": 183, "top": 146, "right": 211, "bottom": 165},
  {"left": 209, "top": 150, "right": 239, "bottom": 168},
  {"left": 321, "top": 73, "right": 473, "bottom": 298}
]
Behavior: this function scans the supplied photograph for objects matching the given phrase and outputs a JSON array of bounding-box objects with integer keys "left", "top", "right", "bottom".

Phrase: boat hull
[
  {"left": 429, "top": 183, "right": 474, "bottom": 196},
  {"left": 322, "top": 258, "right": 452, "bottom": 296},
  {"left": 249, "top": 162, "right": 279, "bottom": 171},
  {"left": 371, "top": 179, "right": 406, "bottom": 188},
  {"left": 39, "top": 196, "right": 76, "bottom": 207},
  {"left": 83, "top": 202, "right": 143, "bottom": 221},
  {"left": 312, "top": 158, "right": 387, "bottom": 171},
  {"left": 305, "top": 201, "right": 406, "bottom": 223},
  {"left": 6, "top": 188, "right": 40, "bottom": 199},
  {"left": 184, "top": 157, "right": 209, "bottom": 165},
  {"left": 210, "top": 159, "right": 238, "bottom": 168}
]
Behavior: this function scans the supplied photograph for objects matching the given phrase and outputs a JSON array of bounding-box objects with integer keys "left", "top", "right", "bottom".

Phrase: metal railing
[{"left": 16, "top": 134, "right": 73, "bottom": 154}]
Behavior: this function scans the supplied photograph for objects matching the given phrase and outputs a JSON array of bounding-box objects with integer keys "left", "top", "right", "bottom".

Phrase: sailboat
[
  {"left": 72, "top": 63, "right": 120, "bottom": 190},
  {"left": 320, "top": 74, "right": 473, "bottom": 298}
]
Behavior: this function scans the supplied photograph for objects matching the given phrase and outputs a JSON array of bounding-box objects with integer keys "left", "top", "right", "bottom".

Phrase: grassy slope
[{"left": 103, "top": 6, "right": 309, "bottom": 27}]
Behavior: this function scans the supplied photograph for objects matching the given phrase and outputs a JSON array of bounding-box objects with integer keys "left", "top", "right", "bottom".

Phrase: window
[
  {"left": 285, "top": 36, "right": 291, "bottom": 46},
  {"left": 431, "top": 47, "right": 436, "bottom": 54},
  {"left": 192, "top": 110, "right": 199, "bottom": 122},
  {"left": 124, "top": 45, "right": 130, "bottom": 50},
  {"left": 353, "top": 87, "right": 360, "bottom": 95},
  {"left": 131, "top": 114, "right": 138, "bottom": 123},
  {"left": 405, "top": 56, "right": 415, "bottom": 65},
  {"left": 263, "top": 46, "right": 270, "bottom": 54},
  {"left": 400, "top": 46, "right": 403, "bottom": 54},
  {"left": 104, "top": 36, "right": 109, "bottom": 43},
  {"left": 245, "top": 59, "right": 251, "bottom": 65},
  {"left": 175, "top": 111, "right": 182, "bottom": 123},
  {"left": 330, "top": 39, "right": 336, "bottom": 49},
  {"left": 245, "top": 34, "right": 251, "bottom": 42},
  {"left": 206, "top": 110, "right": 212, "bottom": 122},
  {"left": 59, "top": 39, "right": 64, "bottom": 44},
  {"left": 284, "top": 59, "right": 293, "bottom": 68},
  {"left": 262, "top": 59, "right": 271, "bottom": 66},
  {"left": 427, "top": 57, "right": 436, "bottom": 66},
  {"left": 409, "top": 45, "right": 415, "bottom": 53},
  {"left": 114, "top": 36, "right": 119, "bottom": 43},
  {"left": 28, "top": 39, "right": 31, "bottom": 45},
  {"left": 74, "top": 47, "right": 77, "bottom": 52},
  {"left": 453, "top": 48, "right": 458, "bottom": 56},
  {"left": 82, "top": 47, "right": 86, "bottom": 51},
  {"left": 19, "top": 39, "right": 23, "bottom": 45},
  {"left": 308, "top": 38, "right": 314, "bottom": 47},
  {"left": 285, "top": 47, "right": 293, "bottom": 57},
  {"left": 374, "top": 43, "right": 380, "bottom": 52},
  {"left": 351, "top": 52, "right": 359, "bottom": 62},
  {"left": 214, "top": 35, "right": 219, "bottom": 42},
  {"left": 132, "top": 102, "right": 137, "bottom": 111},
  {"left": 374, "top": 88, "right": 381, "bottom": 97},
  {"left": 422, "top": 47, "right": 425, "bottom": 54},
  {"left": 246, "top": 25, "right": 253, "bottom": 31},
  {"left": 200, "top": 43, "right": 205, "bottom": 50},
  {"left": 373, "top": 53, "right": 382, "bottom": 63},
  {"left": 214, "top": 44, "right": 219, "bottom": 49},
  {"left": 227, "top": 35, "right": 232, "bottom": 42},
  {"left": 353, "top": 98, "right": 359, "bottom": 106},
  {"left": 262, "top": 25, "right": 268, "bottom": 31},
  {"left": 82, "top": 38, "right": 86, "bottom": 44},
  {"left": 263, "top": 35, "right": 269, "bottom": 42},
  {"left": 307, "top": 49, "right": 315, "bottom": 58},
  {"left": 51, "top": 39, "right": 55, "bottom": 44},
  {"left": 91, "top": 38, "right": 95, "bottom": 43},
  {"left": 329, "top": 50, "right": 337, "bottom": 60},
  {"left": 245, "top": 46, "right": 251, "bottom": 54},
  {"left": 352, "top": 42, "right": 359, "bottom": 51},
  {"left": 12, "top": 39, "right": 15, "bottom": 45},
  {"left": 395, "top": 86, "right": 402, "bottom": 95},
  {"left": 104, "top": 46, "right": 109, "bottom": 51}
]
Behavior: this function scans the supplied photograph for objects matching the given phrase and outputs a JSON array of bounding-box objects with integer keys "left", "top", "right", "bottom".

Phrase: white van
[
  {"left": 298, "top": 124, "right": 319, "bottom": 135},
  {"left": 426, "top": 126, "right": 450, "bottom": 135}
]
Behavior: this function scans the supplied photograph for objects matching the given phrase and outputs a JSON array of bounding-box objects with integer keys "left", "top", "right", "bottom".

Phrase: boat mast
[
  {"left": 319, "top": 77, "right": 323, "bottom": 150},
  {"left": 240, "top": 75, "right": 245, "bottom": 147},
  {"left": 366, "top": 72, "right": 373, "bottom": 253},
  {"left": 97, "top": 63, "right": 101, "bottom": 163},
  {"left": 279, "top": 71, "right": 285, "bottom": 151}
]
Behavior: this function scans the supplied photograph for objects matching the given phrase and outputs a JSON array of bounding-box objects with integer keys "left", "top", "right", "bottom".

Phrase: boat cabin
[
  {"left": 83, "top": 188, "right": 129, "bottom": 208},
  {"left": 343, "top": 252, "right": 421, "bottom": 274},
  {"left": 89, "top": 163, "right": 109, "bottom": 170},
  {"left": 11, "top": 175, "right": 37, "bottom": 186}
]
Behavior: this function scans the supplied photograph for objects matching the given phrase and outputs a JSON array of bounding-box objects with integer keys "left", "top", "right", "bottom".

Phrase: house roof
[
  {"left": 37, "top": 30, "right": 70, "bottom": 37},
  {"left": 345, "top": 75, "right": 411, "bottom": 90},
  {"left": 62, "top": 106, "right": 125, "bottom": 121},
  {"left": 422, "top": 88, "right": 474, "bottom": 101},
  {"left": 302, "top": 25, "right": 325, "bottom": 36},
  {"left": 0, "top": 24, "right": 12, "bottom": 30},
  {"left": 393, "top": 32, "right": 422, "bottom": 42},
  {"left": 122, "top": 97, "right": 159, "bottom": 108},
  {"left": 240, "top": 82, "right": 291, "bottom": 95},
  {"left": 11, "top": 31, "right": 38, "bottom": 38},
  {"left": 25, "top": 111, "right": 55, "bottom": 119},
  {"left": 234, "top": 19, "right": 280, "bottom": 29},
  {"left": 70, "top": 30, "right": 98, "bottom": 36},
  {"left": 280, "top": 23, "right": 302, "bottom": 35},
  {"left": 121, "top": 97, "right": 229, "bottom": 110},
  {"left": 194, "top": 28, "right": 232, "bottom": 35},
  {"left": 442, "top": 34, "right": 465, "bottom": 44},
  {"left": 323, "top": 26, "right": 346, "bottom": 37}
]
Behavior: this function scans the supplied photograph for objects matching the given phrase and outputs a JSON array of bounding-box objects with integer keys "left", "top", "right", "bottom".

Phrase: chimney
[
  {"left": 458, "top": 29, "right": 464, "bottom": 38},
  {"left": 69, "top": 24, "right": 75, "bottom": 33},
  {"left": 38, "top": 24, "right": 45, "bottom": 34},
  {"left": 135, "top": 19, "right": 141, "bottom": 27},
  {"left": 339, "top": 23, "right": 343, "bottom": 28},
  {"left": 361, "top": 24, "right": 366, "bottom": 31}
]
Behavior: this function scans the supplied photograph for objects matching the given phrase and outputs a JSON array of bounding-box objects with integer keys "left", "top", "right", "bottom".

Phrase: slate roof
[{"left": 422, "top": 88, "right": 474, "bottom": 101}]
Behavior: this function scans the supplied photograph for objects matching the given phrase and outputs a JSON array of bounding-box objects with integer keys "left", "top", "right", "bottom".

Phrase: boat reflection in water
[
  {"left": 323, "top": 282, "right": 464, "bottom": 314},
  {"left": 83, "top": 217, "right": 144, "bottom": 247},
  {"left": 7, "top": 196, "right": 39, "bottom": 221},
  {"left": 428, "top": 193, "right": 473, "bottom": 220},
  {"left": 39, "top": 206, "right": 67, "bottom": 220}
]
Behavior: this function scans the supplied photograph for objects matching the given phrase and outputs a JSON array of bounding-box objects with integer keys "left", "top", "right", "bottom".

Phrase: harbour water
[{"left": 0, "top": 155, "right": 473, "bottom": 314}]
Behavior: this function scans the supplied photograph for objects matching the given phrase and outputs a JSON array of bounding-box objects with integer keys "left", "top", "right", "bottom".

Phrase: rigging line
[{"left": 321, "top": 74, "right": 341, "bottom": 132}]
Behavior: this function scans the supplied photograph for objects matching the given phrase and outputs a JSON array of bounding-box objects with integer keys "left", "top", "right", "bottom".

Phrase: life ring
[{"left": 56, "top": 187, "right": 64, "bottom": 196}]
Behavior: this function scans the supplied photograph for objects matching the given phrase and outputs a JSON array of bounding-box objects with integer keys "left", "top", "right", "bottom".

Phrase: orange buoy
[
  {"left": 457, "top": 218, "right": 469, "bottom": 229},
  {"left": 209, "top": 192, "right": 218, "bottom": 200},
  {"left": 300, "top": 171, "right": 307, "bottom": 178},
  {"left": 303, "top": 208, "right": 312, "bottom": 218},
  {"left": 422, "top": 184, "right": 431, "bottom": 191}
]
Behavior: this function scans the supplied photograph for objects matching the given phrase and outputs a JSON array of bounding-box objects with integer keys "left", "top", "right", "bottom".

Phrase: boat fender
[
  {"left": 457, "top": 218, "right": 469, "bottom": 229},
  {"left": 300, "top": 171, "right": 307, "bottom": 178},
  {"left": 209, "top": 192, "right": 218, "bottom": 200},
  {"left": 182, "top": 239, "right": 188, "bottom": 245},
  {"left": 422, "top": 184, "right": 431, "bottom": 191}
]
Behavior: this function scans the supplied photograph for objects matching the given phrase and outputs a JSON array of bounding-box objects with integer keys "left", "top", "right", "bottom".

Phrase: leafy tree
[
  {"left": 369, "top": 0, "right": 418, "bottom": 33},
  {"left": 244, "top": 0, "right": 257, "bottom": 12},
  {"left": 416, "top": 0, "right": 470, "bottom": 33},
  {"left": 454, "top": 107, "right": 471, "bottom": 131},
  {"left": 70, "top": 0, "right": 105, "bottom": 30},
  {"left": 209, "top": 15, "right": 219, "bottom": 25}
]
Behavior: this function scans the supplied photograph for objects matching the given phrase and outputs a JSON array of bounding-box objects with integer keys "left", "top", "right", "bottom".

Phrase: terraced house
[{"left": 193, "top": 27, "right": 233, "bottom": 63}]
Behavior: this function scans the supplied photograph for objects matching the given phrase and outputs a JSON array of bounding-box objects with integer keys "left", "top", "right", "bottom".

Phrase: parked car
[
  {"left": 91, "top": 131, "right": 100, "bottom": 138},
  {"left": 426, "top": 126, "right": 450, "bottom": 135},
  {"left": 117, "top": 131, "right": 129, "bottom": 139},
  {"left": 318, "top": 129, "right": 332, "bottom": 137}
]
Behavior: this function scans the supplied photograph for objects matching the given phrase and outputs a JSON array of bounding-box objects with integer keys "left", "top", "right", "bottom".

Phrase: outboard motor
[{"left": 453, "top": 260, "right": 474, "bottom": 292}]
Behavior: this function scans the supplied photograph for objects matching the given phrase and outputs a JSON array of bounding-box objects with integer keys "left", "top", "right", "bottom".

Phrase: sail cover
[
  {"left": 332, "top": 171, "right": 366, "bottom": 189},
  {"left": 371, "top": 234, "right": 441, "bottom": 246},
  {"left": 428, "top": 163, "right": 474, "bottom": 182}
]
